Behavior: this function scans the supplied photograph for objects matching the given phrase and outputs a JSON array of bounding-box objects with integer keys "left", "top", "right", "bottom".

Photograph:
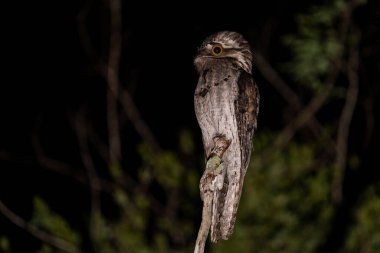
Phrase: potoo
[{"left": 193, "top": 31, "right": 259, "bottom": 252}]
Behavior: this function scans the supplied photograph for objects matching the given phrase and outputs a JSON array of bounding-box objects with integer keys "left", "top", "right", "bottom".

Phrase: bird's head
[{"left": 194, "top": 31, "right": 253, "bottom": 74}]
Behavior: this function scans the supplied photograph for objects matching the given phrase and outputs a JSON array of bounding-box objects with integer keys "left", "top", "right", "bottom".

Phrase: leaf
[
  {"left": 30, "top": 196, "right": 80, "bottom": 246},
  {"left": 0, "top": 236, "right": 10, "bottom": 253}
]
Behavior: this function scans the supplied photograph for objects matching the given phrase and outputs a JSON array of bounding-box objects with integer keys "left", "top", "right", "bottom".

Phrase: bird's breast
[{"left": 194, "top": 66, "right": 240, "bottom": 155}]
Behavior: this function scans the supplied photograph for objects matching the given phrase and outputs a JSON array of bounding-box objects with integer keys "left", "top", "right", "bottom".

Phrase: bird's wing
[
  {"left": 235, "top": 70, "right": 259, "bottom": 175},
  {"left": 217, "top": 70, "right": 259, "bottom": 240}
]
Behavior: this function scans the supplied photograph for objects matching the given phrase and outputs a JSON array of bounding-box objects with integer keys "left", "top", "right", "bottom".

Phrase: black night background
[{"left": 1, "top": 0, "right": 379, "bottom": 252}]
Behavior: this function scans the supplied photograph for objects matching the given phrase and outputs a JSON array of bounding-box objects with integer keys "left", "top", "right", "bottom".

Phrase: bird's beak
[{"left": 196, "top": 48, "right": 210, "bottom": 58}]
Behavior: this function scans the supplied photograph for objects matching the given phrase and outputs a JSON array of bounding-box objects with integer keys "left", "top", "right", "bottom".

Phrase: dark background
[{"left": 1, "top": 0, "right": 379, "bottom": 252}]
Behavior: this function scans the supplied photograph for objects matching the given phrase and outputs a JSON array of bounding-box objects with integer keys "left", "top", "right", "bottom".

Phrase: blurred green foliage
[
  {"left": 30, "top": 197, "right": 81, "bottom": 253},
  {"left": 31, "top": 197, "right": 80, "bottom": 245},
  {"left": 26, "top": 128, "right": 380, "bottom": 253},
  {"left": 0, "top": 235, "right": 10, "bottom": 253},
  {"left": 340, "top": 184, "right": 380, "bottom": 253},
  {"left": 282, "top": 0, "right": 344, "bottom": 90}
]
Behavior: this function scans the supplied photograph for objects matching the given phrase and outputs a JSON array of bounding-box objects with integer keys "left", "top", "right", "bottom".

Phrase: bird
[{"left": 193, "top": 31, "right": 259, "bottom": 245}]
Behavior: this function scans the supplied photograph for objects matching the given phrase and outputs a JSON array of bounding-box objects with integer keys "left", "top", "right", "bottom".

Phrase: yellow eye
[{"left": 211, "top": 44, "right": 223, "bottom": 56}]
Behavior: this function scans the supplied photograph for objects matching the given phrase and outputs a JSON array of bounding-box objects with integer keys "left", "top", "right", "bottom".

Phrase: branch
[
  {"left": 332, "top": 39, "right": 359, "bottom": 204},
  {"left": 255, "top": 52, "right": 330, "bottom": 141},
  {"left": 101, "top": 0, "right": 161, "bottom": 156},
  {"left": 73, "top": 111, "right": 101, "bottom": 241},
  {"left": 194, "top": 191, "right": 212, "bottom": 253},
  {"left": 260, "top": 59, "right": 342, "bottom": 166},
  {"left": 0, "top": 200, "right": 79, "bottom": 252},
  {"left": 98, "top": 64, "right": 162, "bottom": 156},
  {"left": 106, "top": 0, "right": 122, "bottom": 165},
  {"left": 32, "top": 132, "right": 166, "bottom": 218},
  {"left": 120, "top": 90, "right": 162, "bottom": 154},
  {"left": 255, "top": 52, "right": 303, "bottom": 110},
  {"left": 31, "top": 134, "right": 107, "bottom": 192},
  {"left": 78, "top": 0, "right": 162, "bottom": 157},
  {"left": 35, "top": 130, "right": 166, "bottom": 217},
  {"left": 76, "top": 0, "right": 95, "bottom": 61},
  {"left": 194, "top": 137, "right": 230, "bottom": 253},
  {"left": 85, "top": 123, "right": 111, "bottom": 163}
]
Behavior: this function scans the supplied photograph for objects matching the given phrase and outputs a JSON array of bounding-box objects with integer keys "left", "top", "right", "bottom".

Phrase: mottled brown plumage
[{"left": 194, "top": 31, "right": 259, "bottom": 247}]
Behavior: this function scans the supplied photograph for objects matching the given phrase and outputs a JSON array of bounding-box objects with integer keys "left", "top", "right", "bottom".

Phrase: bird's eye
[{"left": 211, "top": 44, "right": 223, "bottom": 56}]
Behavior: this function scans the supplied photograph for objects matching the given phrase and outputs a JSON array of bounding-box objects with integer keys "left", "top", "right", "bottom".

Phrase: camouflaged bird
[{"left": 194, "top": 31, "right": 259, "bottom": 252}]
